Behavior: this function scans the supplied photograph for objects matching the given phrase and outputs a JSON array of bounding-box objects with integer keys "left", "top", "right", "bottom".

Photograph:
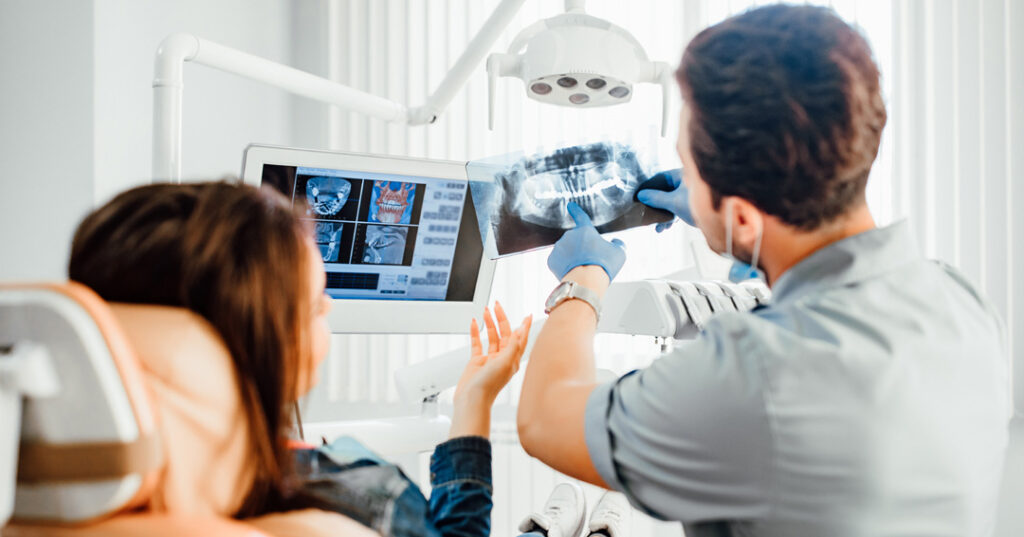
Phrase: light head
[{"left": 487, "top": 3, "right": 673, "bottom": 135}]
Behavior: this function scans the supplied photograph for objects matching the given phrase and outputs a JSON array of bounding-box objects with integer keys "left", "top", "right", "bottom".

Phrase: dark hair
[
  {"left": 677, "top": 4, "right": 886, "bottom": 230},
  {"left": 68, "top": 181, "right": 313, "bottom": 517}
]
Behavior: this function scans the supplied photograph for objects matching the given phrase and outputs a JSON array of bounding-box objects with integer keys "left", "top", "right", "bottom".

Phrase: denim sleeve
[{"left": 426, "top": 436, "right": 493, "bottom": 537}]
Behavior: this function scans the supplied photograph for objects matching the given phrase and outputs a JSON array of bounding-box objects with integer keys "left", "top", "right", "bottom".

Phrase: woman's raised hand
[{"left": 450, "top": 302, "right": 532, "bottom": 439}]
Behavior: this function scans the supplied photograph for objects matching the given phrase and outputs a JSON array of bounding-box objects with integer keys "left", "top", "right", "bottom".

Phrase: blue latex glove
[
  {"left": 547, "top": 202, "right": 627, "bottom": 280},
  {"left": 729, "top": 261, "right": 762, "bottom": 282},
  {"left": 639, "top": 169, "right": 762, "bottom": 282},
  {"left": 636, "top": 169, "right": 694, "bottom": 232}
]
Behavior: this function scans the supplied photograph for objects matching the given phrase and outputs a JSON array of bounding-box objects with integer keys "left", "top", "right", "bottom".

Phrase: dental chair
[{"left": 0, "top": 283, "right": 377, "bottom": 537}]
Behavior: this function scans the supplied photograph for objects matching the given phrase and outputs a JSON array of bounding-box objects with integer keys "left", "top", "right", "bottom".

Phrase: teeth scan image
[
  {"left": 470, "top": 142, "right": 672, "bottom": 257},
  {"left": 363, "top": 225, "right": 408, "bottom": 265},
  {"left": 314, "top": 221, "right": 344, "bottom": 263},
  {"left": 370, "top": 181, "right": 416, "bottom": 225},
  {"left": 509, "top": 143, "right": 645, "bottom": 229},
  {"left": 306, "top": 176, "right": 353, "bottom": 217}
]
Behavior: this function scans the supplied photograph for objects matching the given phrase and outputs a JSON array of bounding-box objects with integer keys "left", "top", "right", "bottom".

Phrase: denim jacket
[{"left": 291, "top": 436, "right": 493, "bottom": 537}]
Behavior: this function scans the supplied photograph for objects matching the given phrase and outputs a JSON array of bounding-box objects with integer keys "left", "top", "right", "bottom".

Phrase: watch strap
[{"left": 546, "top": 281, "right": 602, "bottom": 319}]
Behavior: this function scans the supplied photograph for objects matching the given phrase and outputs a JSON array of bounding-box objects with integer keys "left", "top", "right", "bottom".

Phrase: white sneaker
[
  {"left": 518, "top": 482, "right": 587, "bottom": 537},
  {"left": 586, "top": 491, "right": 630, "bottom": 537}
]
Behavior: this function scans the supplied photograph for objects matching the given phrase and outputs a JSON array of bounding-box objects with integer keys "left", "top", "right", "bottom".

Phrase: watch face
[{"left": 545, "top": 281, "right": 573, "bottom": 311}]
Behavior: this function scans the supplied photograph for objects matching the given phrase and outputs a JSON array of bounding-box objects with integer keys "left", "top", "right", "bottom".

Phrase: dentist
[{"left": 517, "top": 5, "right": 1011, "bottom": 537}]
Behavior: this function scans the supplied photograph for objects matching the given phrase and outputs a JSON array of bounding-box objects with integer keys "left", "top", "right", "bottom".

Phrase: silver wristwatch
[{"left": 544, "top": 281, "right": 602, "bottom": 319}]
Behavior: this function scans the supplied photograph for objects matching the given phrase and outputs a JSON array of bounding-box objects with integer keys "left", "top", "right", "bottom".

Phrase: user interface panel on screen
[{"left": 262, "top": 164, "right": 482, "bottom": 302}]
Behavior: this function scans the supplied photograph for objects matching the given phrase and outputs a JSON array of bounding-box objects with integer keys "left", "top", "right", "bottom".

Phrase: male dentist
[{"left": 517, "top": 5, "right": 1011, "bottom": 537}]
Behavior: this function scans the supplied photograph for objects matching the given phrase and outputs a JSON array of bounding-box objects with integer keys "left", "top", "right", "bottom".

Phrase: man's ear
[{"left": 728, "top": 196, "right": 764, "bottom": 248}]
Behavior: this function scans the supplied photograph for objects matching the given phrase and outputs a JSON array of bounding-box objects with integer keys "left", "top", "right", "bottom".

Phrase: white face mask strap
[
  {"left": 750, "top": 221, "right": 763, "bottom": 273},
  {"left": 725, "top": 201, "right": 734, "bottom": 260},
  {"left": 725, "top": 200, "right": 764, "bottom": 273}
]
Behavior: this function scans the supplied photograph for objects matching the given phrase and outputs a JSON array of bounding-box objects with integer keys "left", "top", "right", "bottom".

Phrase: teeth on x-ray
[
  {"left": 314, "top": 222, "right": 344, "bottom": 262},
  {"left": 306, "top": 176, "right": 353, "bottom": 216},
  {"left": 499, "top": 142, "right": 646, "bottom": 229},
  {"left": 363, "top": 225, "right": 408, "bottom": 265}
]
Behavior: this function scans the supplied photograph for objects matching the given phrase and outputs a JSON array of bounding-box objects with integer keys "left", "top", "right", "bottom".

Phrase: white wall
[
  {"left": 92, "top": 0, "right": 296, "bottom": 204},
  {"left": 0, "top": 0, "right": 300, "bottom": 283},
  {"left": 0, "top": 0, "right": 96, "bottom": 280}
]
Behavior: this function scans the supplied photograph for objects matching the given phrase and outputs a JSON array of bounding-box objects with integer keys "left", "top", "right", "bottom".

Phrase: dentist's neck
[{"left": 760, "top": 204, "right": 877, "bottom": 287}]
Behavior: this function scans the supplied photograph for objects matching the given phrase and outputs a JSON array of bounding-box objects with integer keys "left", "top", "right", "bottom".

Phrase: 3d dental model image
[
  {"left": 370, "top": 181, "right": 417, "bottom": 224},
  {"left": 314, "top": 221, "right": 344, "bottom": 262},
  {"left": 468, "top": 142, "right": 673, "bottom": 258},
  {"left": 362, "top": 225, "right": 408, "bottom": 265},
  {"left": 306, "top": 176, "right": 352, "bottom": 217}
]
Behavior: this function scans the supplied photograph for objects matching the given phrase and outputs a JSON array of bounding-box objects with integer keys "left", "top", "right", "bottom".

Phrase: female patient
[{"left": 66, "top": 181, "right": 531, "bottom": 537}]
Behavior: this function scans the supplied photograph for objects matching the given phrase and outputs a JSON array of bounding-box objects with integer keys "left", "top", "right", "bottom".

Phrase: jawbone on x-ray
[
  {"left": 467, "top": 142, "right": 673, "bottom": 258},
  {"left": 306, "top": 176, "right": 352, "bottom": 217},
  {"left": 510, "top": 144, "right": 644, "bottom": 229},
  {"left": 370, "top": 181, "right": 416, "bottom": 224},
  {"left": 315, "top": 222, "right": 344, "bottom": 263},
  {"left": 363, "top": 225, "right": 407, "bottom": 265}
]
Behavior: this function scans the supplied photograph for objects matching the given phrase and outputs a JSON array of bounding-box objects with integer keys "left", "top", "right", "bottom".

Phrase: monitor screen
[{"left": 260, "top": 163, "right": 483, "bottom": 302}]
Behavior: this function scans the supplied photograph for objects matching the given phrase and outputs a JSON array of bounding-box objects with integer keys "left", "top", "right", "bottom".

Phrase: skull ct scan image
[{"left": 306, "top": 176, "right": 353, "bottom": 217}]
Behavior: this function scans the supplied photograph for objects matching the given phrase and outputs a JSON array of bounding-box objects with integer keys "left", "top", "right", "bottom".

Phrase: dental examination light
[
  {"left": 486, "top": 0, "right": 674, "bottom": 135},
  {"left": 153, "top": 0, "right": 673, "bottom": 181},
  {"left": 153, "top": 0, "right": 529, "bottom": 181}
]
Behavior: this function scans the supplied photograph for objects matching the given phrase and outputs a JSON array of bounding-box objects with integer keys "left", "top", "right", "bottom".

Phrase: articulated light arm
[{"left": 152, "top": 0, "right": 526, "bottom": 182}]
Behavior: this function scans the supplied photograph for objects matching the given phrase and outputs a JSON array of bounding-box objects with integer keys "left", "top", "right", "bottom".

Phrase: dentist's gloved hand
[
  {"left": 636, "top": 169, "right": 694, "bottom": 232},
  {"left": 638, "top": 169, "right": 764, "bottom": 283},
  {"left": 547, "top": 202, "right": 627, "bottom": 281}
]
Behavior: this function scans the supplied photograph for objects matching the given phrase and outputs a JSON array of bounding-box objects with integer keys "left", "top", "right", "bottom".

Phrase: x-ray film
[
  {"left": 370, "top": 181, "right": 416, "bottom": 224},
  {"left": 467, "top": 142, "right": 673, "bottom": 258}
]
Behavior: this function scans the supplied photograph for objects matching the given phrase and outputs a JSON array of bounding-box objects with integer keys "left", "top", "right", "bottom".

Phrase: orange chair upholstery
[{"left": 1, "top": 283, "right": 377, "bottom": 537}]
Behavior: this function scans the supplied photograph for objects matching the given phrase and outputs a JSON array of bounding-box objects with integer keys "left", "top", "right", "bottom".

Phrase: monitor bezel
[{"left": 242, "top": 144, "right": 496, "bottom": 335}]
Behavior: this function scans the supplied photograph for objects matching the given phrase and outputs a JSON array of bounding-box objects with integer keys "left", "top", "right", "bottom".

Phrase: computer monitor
[{"left": 242, "top": 145, "right": 495, "bottom": 334}]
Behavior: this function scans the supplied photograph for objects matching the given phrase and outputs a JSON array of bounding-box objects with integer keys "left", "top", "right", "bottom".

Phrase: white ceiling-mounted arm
[
  {"left": 487, "top": 53, "right": 522, "bottom": 130},
  {"left": 409, "top": 0, "right": 527, "bottom": 125},
  {"left": 152, "top": 33, "right": 410, "bottom": 182},
  {"left": 635, "top": 60, "right": 674, "bottom": 136},
  {"left": 153, "top": 0, "right": 527, "bottom": 182},
  {"left": 564, "top": 0, "right": 587, "bottom": 14},
  {"left": 639, "top": 61, "right": 675, "bottom": 137}
]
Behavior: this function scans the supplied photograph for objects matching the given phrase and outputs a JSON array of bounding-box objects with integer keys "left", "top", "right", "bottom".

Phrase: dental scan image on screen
[
  {"left": 261, "top": 164, "right": 480, "bottom": 301},
  {"left": 467, "top": 142, "right": 673, "bottom": 258}
]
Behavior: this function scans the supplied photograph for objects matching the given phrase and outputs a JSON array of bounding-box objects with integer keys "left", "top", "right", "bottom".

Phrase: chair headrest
[
  {"left": 108, "top": 303, "right": 254, "bottom": 517},
  {"left": 3, "top": 284, "right": 256, "bottom": 523},
  {"left": 1, "top": 283, "right": 161, "bottom": 523}
]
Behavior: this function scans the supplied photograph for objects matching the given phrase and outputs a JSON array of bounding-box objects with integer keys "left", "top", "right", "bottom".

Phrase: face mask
[{"left": 724, "top": 202, "right": 764, "bottom": 283}]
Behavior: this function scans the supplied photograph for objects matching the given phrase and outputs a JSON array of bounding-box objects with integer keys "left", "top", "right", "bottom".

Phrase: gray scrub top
[{"left": 585, "top": 222, "right": 1013, "bottom": 537}]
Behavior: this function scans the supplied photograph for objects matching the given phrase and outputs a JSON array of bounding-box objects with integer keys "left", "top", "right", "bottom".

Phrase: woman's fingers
[
  {"left": 495, "top": 301, "right": 513, "bottom": 341},
  {"left": 483, "top": 307, "right": 499, "bottom": 354},
  {"left": 470, "top": 318, "right": 482, "bottom": 358}
]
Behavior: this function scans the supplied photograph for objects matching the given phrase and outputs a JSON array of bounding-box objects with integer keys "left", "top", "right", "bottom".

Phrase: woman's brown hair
[{"left": 68, "top": 181, "right": 313, "bottom": 517}]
